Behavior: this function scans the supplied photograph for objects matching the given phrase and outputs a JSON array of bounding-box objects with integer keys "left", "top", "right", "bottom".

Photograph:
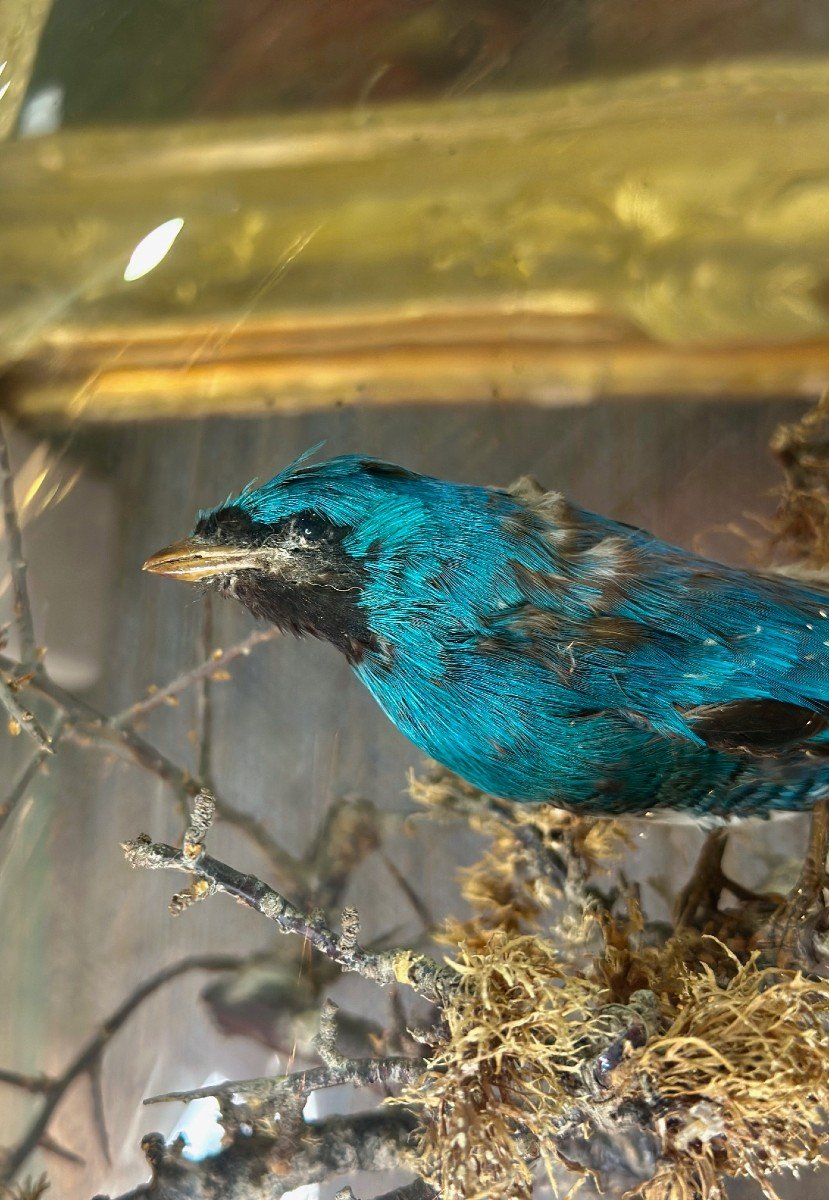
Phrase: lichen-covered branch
[
  {"left": 409, "top": 766, "right": 629, "bottom": 945},
  {"left": 91, "top": 988, "right": 430, "bottom": 1200},
  {"left": 144, "top": 998, "right": 422, "bottom": 1123},
  {"left": 336, "top": 1181, "right": 438, "bottom": 1200},
  {"left": 144, "top": 1056, "right": 419, "bottom": 1111},
  {"left": 123, "top": 794, "right": 456, "bottom": 1006},
  {"left": 95, "top": 1110, "right": 422, "bottom": 1200}
]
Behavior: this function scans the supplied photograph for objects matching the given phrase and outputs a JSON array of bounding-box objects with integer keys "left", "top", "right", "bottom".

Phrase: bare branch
[
  {"left": 0, "top": 720, "right": 62, "bottom": 835},
  {"left": 88, "top": 1060, "right": 111, "bottom": 1166},
  {"left": 0, "top": 1070, "right": 53, "bottom": 1094},
  {"left": 110, "top": 626, "right": 280, "bottom": 729},
  {"left": 0, "top": 955, "right": 241, "bottom": 1186},
  {"left": 304, "top": 795, "right": 381, "bottom": 911},
  {"left": 123, "top": 830, "right": 456, "bottom": 1005},
  {"left": 38, "top": 1133, "right": 84, "bottom": 1166},
  {"left": 0, "top": 423, "right": 38, "bottom": 670},
  {"left": 380, "top": 852, "right": 436, "bottom": 932},
  {"left": 195, "top": 595, "right": 214, "bottom": 786},
  {"left": 0, "top": 673, "right": 52, "bottom": 752},
  {"left": 0, "top": 651, "right": 303, "bottom": 889}
]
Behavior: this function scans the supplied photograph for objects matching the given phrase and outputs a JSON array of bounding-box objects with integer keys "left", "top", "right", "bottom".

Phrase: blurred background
[{"left": 1, "top": 2, "right": 829, "bottom": 1197}]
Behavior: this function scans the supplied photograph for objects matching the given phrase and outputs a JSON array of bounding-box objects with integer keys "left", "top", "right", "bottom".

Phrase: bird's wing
[{"left": 489, "top": 519, "right": 829, "bottom": 755}]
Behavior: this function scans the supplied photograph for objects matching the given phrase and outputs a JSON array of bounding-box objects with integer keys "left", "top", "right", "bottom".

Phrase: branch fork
[{"left": 123, "top": 794, "right": 457, "bottom": 1006}]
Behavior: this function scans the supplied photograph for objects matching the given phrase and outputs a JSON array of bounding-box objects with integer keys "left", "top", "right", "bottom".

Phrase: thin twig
[
  {"left": 0, "top": 1069, "right": 53, "bottom": 1093},
  {"left": 146, "top": 1055, "right": 421, "bottom": 1111},
  {"left": 123, "top": 832, "right": 456, "bottom": 1005},
  {"left": 0, "top": 954, "right": 242, "bottom": 1185},
  {"left": 0, "top": 651, "right": 303, "bottom": 889},
  {"left": 195, "top": 595, "right": 214, "bottom": 786},
  {"left": 0, "top": 422, "right": 38, "bottom": 670},
  {"left": 111, "top": 626, "right": 280, "bottom": 728},
  {"left": 0, "top": 717, "right": 63, "bottom": 835},
  {"left": 38, "top": 1132, "right": 85, "bottom": 1166},
  {"left": 89, "top": 1059, "right": 112, "bottom": 1165},
  {"left": 0, "top": 672, "right": 52, "bottom": 752},
  {"left": 380, "top": 851, "right": 436, "bottom": 932}
]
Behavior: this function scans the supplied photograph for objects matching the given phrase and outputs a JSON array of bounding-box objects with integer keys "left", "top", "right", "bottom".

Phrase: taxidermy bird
[{"left": 144, "top": 450, "right": 829, "bottom": 819}]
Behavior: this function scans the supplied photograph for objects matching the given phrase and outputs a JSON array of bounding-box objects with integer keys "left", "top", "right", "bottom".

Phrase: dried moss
[
  {"left": 404, "top": 910, "right": 829, "bottom": 1200},
  {"left": 624, "top": 949, "right": 829, "bottom": 1200},
  {"left": 598, "top": 917, "right": 829, "bottom": 1196},
  {"left": 403, "top": 930, "right": 614, "bottom": 1200},
  {"left": 769, "top": 388, "right": 829, "bottom": 569},
  {"left": 410, "top": 767, "right": 628, "bottom": 944}
]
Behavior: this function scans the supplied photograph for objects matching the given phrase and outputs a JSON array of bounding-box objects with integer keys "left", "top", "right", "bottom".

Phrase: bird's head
[{"left": 143, "top": 449, "right": 487, "bottom": 665}]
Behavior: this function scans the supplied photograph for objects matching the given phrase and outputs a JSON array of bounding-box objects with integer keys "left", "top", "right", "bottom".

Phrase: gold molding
[{"left": 3, "top": 58, "right": 829, "bottom": 419}]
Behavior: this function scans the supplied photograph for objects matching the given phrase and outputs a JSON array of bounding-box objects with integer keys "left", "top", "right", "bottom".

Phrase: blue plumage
[{"left": 144, "top": 451, "right": 829, "bottom": 819}]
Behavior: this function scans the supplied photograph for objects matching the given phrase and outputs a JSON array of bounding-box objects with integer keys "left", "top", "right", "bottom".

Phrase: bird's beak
[{"left": 142, "top": 537, "right": 257, "bottom": 582}]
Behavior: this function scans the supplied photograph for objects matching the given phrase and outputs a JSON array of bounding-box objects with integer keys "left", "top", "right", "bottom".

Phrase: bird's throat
[{"left": 228, "top": 569, "right": 378, "bottom": 665}]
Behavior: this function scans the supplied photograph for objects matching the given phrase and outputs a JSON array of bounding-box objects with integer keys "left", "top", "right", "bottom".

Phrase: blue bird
[{"left": 144, "top": 450, "right": 829, "bottom": 819}]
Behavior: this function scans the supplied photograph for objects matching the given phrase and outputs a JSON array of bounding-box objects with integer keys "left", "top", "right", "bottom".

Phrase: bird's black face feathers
[{"left": 194, "top": 505, "right": 378, "bottom": 664}]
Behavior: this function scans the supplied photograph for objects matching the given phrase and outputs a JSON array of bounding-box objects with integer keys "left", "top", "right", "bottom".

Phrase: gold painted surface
[
  {"left": 10, "top": 338, "right": 829, "bottom": 423},
  {"left": 2, "top": 58, "right": 829, "bottom": 418},
  {"left": 0, "top": 0, "right": 54, "bottom": 138}
]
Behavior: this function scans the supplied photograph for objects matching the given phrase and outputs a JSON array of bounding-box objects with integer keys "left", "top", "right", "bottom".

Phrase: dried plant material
[
  {"left": 406, "top": 771, "right": 829, "bottom": 1199},
  {"left": 595, "top": 915, "right": 829, "bottom": 1196},
  {"left": 404, "top": 904, "right": 829, "bottom": 1200},
  {"left": 509, "top": 803, "right": 630, "bottom": 875},
  {"left": 769, "top": 388, "right": 829, "bottom": 570},
  {"left": 410, "top": 766, "right": 628, "bottom": 944},
  {"left": 455, "top": 838, "right": 550, "bottom": 934},
  {"left": 623, "top": 949, "right": 829, "bottom": 1200},
  {"left": 409, "top": 770, "right": 626, "bottom": 867},
  {"left": 402, "top": 930, "right": 615, "bottom": 1200},
  {"left": 407, "top": 765, "right": 489, "bottom": 821}
]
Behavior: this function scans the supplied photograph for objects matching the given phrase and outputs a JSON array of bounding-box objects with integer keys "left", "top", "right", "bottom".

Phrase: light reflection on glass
[{"left": 123, "top": 217, "right": 185, "bottom": 283}]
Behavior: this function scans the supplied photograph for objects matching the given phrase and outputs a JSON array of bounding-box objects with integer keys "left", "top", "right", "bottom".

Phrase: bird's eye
[{"left": 291, "top": 512, "right": 332, "bottom": 545}]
